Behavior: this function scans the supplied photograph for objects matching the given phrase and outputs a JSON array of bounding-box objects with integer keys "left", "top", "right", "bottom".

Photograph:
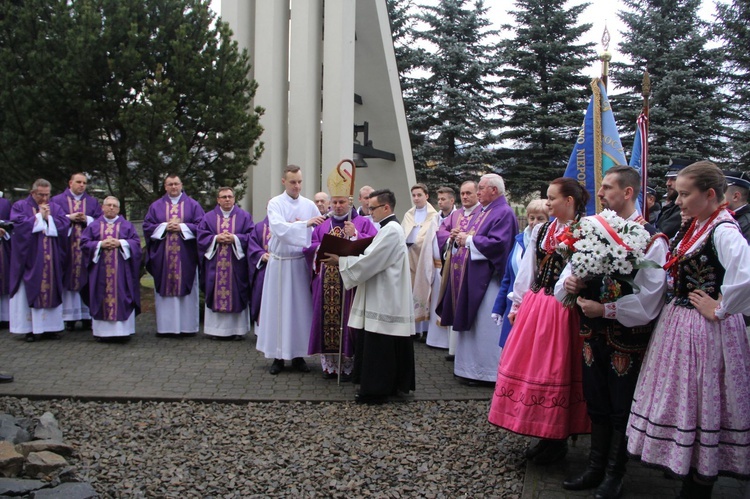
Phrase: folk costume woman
[
  {"left": 626, "top": 161, "right": 750, "bottom": 498},
  {"left": 488, "top": 178, "right": 591, "bottom": 464}
]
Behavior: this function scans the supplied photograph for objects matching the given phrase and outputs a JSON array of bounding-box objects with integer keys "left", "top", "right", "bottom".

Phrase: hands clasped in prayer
[
  {"left": 100, "top": 236, "right": 121, "bottom": 250},
  {"left": 216, "top": 231, "right": 235, "bottom": 245}
]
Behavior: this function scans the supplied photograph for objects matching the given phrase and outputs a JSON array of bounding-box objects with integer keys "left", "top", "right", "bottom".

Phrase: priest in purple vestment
[
  {"left": 197, "top": 187, "right": 254, "bottom": 340},
  {"left": 436, "top": 174, "right": 517, "bottom": 383},
  {"left": 247, "top": 216, "right": 271, "bottom": 327},
  {"left": 0, "top": 197, "right": 12, "bottom": 328},
  {"left": 304, "top": 190, "right": 378, "bottom": 380},
  {"left": 80, "top": 197, "right": 141, "bottom": 340},
  {"left": 143, "top": 175, "right": 205, "bottom": 337},
  {"left": 50, "top": 173, "right": 103, "bottom": 331},
  {"left": 9, "top": 179, "right": 70, "bottom": 341}
]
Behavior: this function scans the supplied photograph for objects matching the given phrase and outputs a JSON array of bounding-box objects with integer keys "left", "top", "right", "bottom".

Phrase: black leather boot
[
  {"left": 594, "top": 429, "right": 628, "bottom": 499},
  {"left": 563, "top": 422, "right": 612, "bottom": 490},
  {"left": 677, "top": 475, "right": 715, "bottom": 499}
]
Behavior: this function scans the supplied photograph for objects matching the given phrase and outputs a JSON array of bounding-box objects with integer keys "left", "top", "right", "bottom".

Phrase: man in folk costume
[
  {"left": 322, "top": 189, "right": 415, "bottom": 404},
  {"left": 256, "top": 165, "right": 326, "bottom": 375},
  {"left": 50, "top": 173, "right": 102, "bottom": 331},
  {"left": 557, "top": 166, "right": 668, "bottom": 499},
  {"left": 9, "top": 179, "right": 70, "bottom": 342},
  {"left": 246, "top": 214, "right": 271, "bottom": 328},
  {"left": 80, "top": 197, "right": 141, "bottom": 340},
  {"left": 0, "top": 196, "right": 12, "bottom": 329},
  {"left": 304, "top": 162, "right": 378, "bottom": 380},
  {"left": 435, "top": 174, "right": 517, "bottom": 384},
  {"left": 422, "top": 186, "right": 456, "bottom": 350},
  {"left": 143, "top": 175, "right": 205, "bottom": 337},
  {"left": 723, "top": 169, "right": 750, "bottom": 243},
  {"left": 197, "top": 187, "right": 254, "bottom": 340},
  {"left": 437, "top": 181, "right": 480, "bottom": 361},
  {"left": 401, "top": 183, "right": 438, "bottom": 341}
]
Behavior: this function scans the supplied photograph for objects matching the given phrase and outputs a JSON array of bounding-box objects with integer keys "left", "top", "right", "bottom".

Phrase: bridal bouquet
[{"left": 556, "top": 209, "right": 659, "bottom": 308}]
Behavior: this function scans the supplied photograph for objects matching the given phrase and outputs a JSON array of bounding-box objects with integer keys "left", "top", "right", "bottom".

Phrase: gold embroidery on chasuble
[
  {"left": 321, "top": 224, "right": 346, "bottom": 352},
  {"left": 164, "top": 202, "right": 184, "bottom": 296},
  {"left": 213, "top": 213, "right": 235, "bottom": 312},
  {"left": 68, "top": 198, "right": 86, "bottom": 290},
  {"left": 100, "top": 222, "right": 120, "bottom": 321}
]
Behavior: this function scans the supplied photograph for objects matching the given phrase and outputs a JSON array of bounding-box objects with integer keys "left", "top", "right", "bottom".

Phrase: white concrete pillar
[
  {"left": 249, "top": 1, "right": 290, "bottom": 216},
  {"left": 320, "top": 0, "right": 356, "bottom": 193},
  {"left": 288, "top": 0, "right": 323, "bottom": 199}
]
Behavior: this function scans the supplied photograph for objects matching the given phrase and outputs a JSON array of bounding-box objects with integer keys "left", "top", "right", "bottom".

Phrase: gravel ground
[{"left": 1, "top": 397, "right": 526, "bottom": 498}]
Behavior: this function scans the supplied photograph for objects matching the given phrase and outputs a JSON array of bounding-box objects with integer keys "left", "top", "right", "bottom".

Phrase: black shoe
[
  {"left": 533, "top": 439, "right": 568, "bottom": 465},
  {"left": 524, "top": 439, "right": 550, "bottom": 459},
  {"left": 0, "top": 321, "right": 10, "bottom": 329},
  {"left": 64, "top": 321, "right": 76, "bottom": 331},
  {"left": 445, "top": 354, "right": 455, "bottom": 362},
  {"left": 354, "top": 392, "right": 387, "bottom": 405},
  {"left": 0, "top": 372, "right": 13, "bottom": 383},
  {"left": 339, "top": 373, "right": 353, "bottom": 383},
  {"left": 42, "top": 331, "right": 61, "bottom": 340},
  {"left": 418, "top": 332, "right": 427, "bottom": 343},
  {"left": 594, "top": 429, "right": 628, "bottom": 499},
  {"left": 81, "top": 320, "right": 92, "bottom": 330},
  {"left": 322, "top": 372, "right": 337, "bottom": 380},
  {"left": 291, "top": 357, "right": 310, "bottom": 373},
  {"left": 25, "top": 333, "right": 36, "bottom": 343},
  {"left": 269, "top": 359, "right": 285, "bottom": 375}
]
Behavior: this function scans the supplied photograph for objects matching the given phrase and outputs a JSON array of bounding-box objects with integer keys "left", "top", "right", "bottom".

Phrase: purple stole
[
  {"left": 447, "top": 208, "right": 489, "bottom": 316},
  {"left": 321, "top": 222, "right": 348, "bottom": 352},
  {"left": 36, "top": 207, "right": 58, "bottom": 309},
  {"left": 163, "top": 201, "right": 186, "bottom": 297},
  {"left": 65, "top": 197, "right": 88, "bottom": 291},
  {"left": 213, "top": 213, "right": 237, "bottom": 313},
  {"left": 99, "top": 222, "right": 122, "bottom": 321}
]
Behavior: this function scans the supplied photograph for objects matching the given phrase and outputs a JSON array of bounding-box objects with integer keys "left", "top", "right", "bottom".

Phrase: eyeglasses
[
  {"left": 369, "top": 204, "right": 386, "bottom": 212},
  {"left": 218, "top": 195, "right": 234, "bottom": 199}
]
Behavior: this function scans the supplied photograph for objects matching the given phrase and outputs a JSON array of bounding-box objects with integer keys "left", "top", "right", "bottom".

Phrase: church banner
[{"left": 564, "top": 78, "right": 627, "bottom": 215}]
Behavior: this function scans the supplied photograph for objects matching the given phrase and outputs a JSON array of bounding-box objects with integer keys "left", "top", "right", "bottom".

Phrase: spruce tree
[
  {"left": 495, "top": 0, "right": 596, "bottom": 200},
  {"left": 407, "top": 0, "right": 501, "bottom": 191},
  {"left": 716, "top": 0, "right": 750, "bottom": 169},
  {"left": 612, "top": 0, "right": 728, "bottom": 175}
]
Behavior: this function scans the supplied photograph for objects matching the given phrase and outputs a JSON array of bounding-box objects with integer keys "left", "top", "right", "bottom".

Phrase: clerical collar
[
  {"left": 332, "top": 213, "right": 348, "bottom": 221},
  {"left": 169, "top": 194, "right": 182, "bottom": 204},
  {"left": 220, "top": 208, "right": 233, "bottom": 217},
  {"left": 71, "top": 191, "right": 84, "bottom": 201},
  {"left": 379, "top": 214, "right": 397, "bottom": 228},
  {"left": 463, "top": 203, "right": 479, "bottom": 215},
  {"left": 104, "top": 216, "right": 118, "bottom": 224}
]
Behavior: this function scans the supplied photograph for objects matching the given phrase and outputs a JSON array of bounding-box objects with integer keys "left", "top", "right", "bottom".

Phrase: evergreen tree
[
  {"left": 495, "top": 0, "right": 596, "bottom": 200},
  {"left": 716, "top": 0, "right": 750, "bottom": 169},
  {"left": 407, "top": 0, "right": 501, "bottom": 191},
  {"left": 612, "top": 0, "right": 728, "bottom": 176},
  {"left": 0, "top": 0, "right": 263, "bottom": 213}
]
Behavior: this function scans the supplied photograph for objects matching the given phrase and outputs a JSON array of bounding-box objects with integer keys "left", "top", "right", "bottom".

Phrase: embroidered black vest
[
  {"left": 530, "top": 221, "right": 566, "bottom": 296},
  {"left": 579, "top": 222, "right": 660, "bottom": 354},
  {"left": 666, "top": 221, "right": 730, "bottom": 308}
]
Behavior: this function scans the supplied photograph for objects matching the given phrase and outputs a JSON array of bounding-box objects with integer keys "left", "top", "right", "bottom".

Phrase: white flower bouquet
[{"left": 556, "top": 209, "right": 659, "bottom": 308}]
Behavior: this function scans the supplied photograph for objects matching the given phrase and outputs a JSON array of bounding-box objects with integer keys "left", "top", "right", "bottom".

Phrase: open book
[{"left": 315, "top": 233, "right": 375, "bottom": 267}]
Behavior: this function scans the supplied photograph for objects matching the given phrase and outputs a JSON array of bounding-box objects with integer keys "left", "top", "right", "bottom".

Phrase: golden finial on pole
[{"left": 600, "top": 24, "right": 612, "bottom": 89}]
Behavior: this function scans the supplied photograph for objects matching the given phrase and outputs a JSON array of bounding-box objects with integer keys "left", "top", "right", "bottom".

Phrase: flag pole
[
  {"left": 641, "top": 71, "right": 651, "bottom": 220},
  {"left": 600, "top": 25, "right": 611, "bottom": 90}
]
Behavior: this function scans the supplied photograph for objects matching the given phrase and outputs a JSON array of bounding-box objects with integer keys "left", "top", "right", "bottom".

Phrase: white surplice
[{"left": 256, "top": 192, "right": 319, "bottom": 359}]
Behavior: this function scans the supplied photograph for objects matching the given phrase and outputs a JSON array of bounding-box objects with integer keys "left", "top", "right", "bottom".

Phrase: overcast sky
[{"left": 209, "top": 0, "right": 718, "bottom": 83}]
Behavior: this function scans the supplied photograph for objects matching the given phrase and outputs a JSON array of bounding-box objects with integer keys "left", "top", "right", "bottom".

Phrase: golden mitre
[{"left": 326, "top": 159, "right": 355, "bottom": 198}]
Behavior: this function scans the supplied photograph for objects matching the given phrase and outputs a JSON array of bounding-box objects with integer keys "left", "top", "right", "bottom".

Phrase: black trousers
[
  {"left": 352, "top": 328, "right": 415, "bottom": 397},
  {"left": 582, "top": 334, "right": 643, "bottom": 432}
]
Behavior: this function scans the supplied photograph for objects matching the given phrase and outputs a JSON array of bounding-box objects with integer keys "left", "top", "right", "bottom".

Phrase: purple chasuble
[
  {"left": 197, "top": 205, "right": 254, "bottom": 314},
  {"left": 143, "top": 193, "right": 205, "bottom": 297},
  {"left": 436, "top": 196, "right": 517, "bottom": 331},
  {"left": 246, "top": 217, "right": 271, "bottom": 323},
  {"left": 0, "top": 198, "right": 11, "bottom": 296},
  {"left": 9, "top": 196, "right": 70, "bottom": 308},
  {"left": 304, "top": 210, "right": 378, "bottom": 355},
  {"left": 50, "top": 189, "right": 102, "bottom": 292},
  {"left": 80, "top": 217, "right": 142, "bottom": 321}
]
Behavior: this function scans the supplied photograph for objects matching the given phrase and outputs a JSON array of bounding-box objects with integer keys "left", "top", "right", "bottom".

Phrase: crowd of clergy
[{"left": 1, "top": 160, "right": 749, "bottom": 498}]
